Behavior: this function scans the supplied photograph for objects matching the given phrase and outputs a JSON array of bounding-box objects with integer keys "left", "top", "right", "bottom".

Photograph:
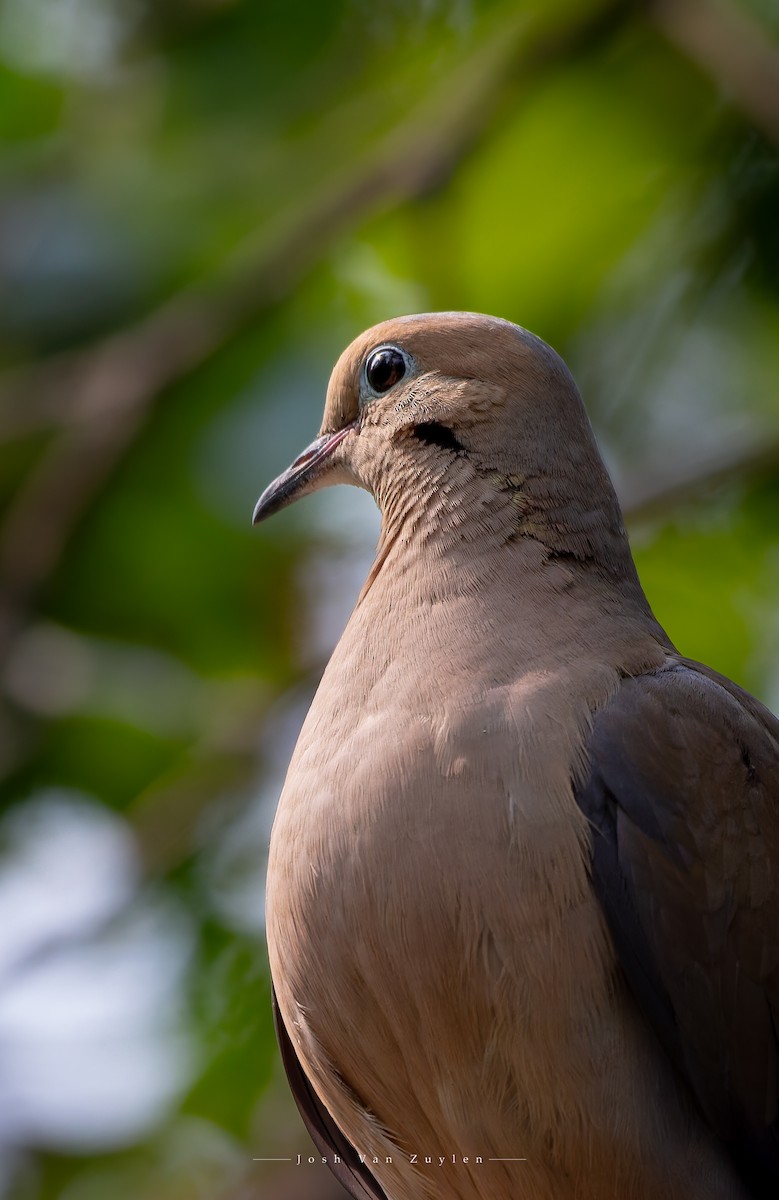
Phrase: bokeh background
[{"left": 1, "top": 1, "right": 779, "bottom": 1198}]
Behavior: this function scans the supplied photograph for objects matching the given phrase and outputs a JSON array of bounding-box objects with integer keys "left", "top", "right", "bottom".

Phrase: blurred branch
[
  {"left": 9, "top": 0, "right": 777, "bottom": 662},
  {"left": 0, "top": 0, "right": 627, "bottom": 441},
  {"left": 648, "top": 0, "right": 779, "bottom": 147},
  {"left": 622, "top": 433, "right": 779, "bottom": 522},
  {"left": 0, "top": 409, "right": 145, "bottom": 654},
  {"left": 0, "top": 0, "right": 627, "bottom": 661},
  {"left": 0, "top": 0, "right": 775, "bottom": 664}
]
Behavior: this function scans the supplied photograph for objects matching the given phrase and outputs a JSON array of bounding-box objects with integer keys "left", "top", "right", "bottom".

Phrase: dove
[{"left": 253, "top": 313, "right": 779, "bottom": 1200}]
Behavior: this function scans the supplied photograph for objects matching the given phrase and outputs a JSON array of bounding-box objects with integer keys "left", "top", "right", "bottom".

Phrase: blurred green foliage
[{"left": 1, "top": 1, "right": 778, "bottom": 1199}]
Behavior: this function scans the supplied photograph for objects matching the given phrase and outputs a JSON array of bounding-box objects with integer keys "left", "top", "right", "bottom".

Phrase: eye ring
[{"left": 363, "top": 344, "right": 410, "bottom": 397}]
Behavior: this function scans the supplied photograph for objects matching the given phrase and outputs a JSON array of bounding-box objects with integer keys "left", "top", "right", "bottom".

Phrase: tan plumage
[{"left": 253, "top": 313, "right": 778, "bottom": 1200}]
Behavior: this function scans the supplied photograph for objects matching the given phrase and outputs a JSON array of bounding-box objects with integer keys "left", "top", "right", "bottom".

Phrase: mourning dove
[{"left": 252, "top": 313, "right": 779, "bottom": 1200}]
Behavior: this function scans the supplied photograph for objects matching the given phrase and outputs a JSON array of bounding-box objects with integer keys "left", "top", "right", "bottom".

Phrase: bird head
[{"left": 253, "top": 312, "right": 631, "bottom": 576}]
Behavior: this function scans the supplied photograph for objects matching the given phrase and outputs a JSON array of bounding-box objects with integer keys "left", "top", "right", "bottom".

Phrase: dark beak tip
[
  {"left": 251, "top": 424, "right": 355, "bottom": 529},
  {"left": 251, "top": 482, "right": 284, "bottom": 526}
]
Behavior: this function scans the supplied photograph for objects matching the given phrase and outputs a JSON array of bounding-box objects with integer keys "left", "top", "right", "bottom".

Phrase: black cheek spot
[{"left": 412, "top": 422, "right": 464, "bottom": 453}]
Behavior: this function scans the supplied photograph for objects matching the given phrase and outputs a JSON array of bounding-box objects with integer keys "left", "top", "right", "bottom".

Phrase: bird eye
[{"left": 365, "top": 346, "right": 407, "bottom": 395}]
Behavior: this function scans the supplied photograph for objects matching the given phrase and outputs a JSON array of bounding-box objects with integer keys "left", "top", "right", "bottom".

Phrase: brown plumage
[{"left": 253, "top": 313, "right": 779, "bottom": 1200}]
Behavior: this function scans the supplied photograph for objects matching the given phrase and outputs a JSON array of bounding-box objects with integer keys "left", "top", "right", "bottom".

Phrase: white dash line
[{"left": 252, "top": 1157, "right": 292, "bottom": 1161}]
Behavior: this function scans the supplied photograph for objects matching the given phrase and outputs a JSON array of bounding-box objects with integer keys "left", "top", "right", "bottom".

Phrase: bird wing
[
  {"left": 272, "top": 986, "right": 389, "bottom": 1200},
  {"left": 575, "top": 659, "right": 779, "bottom": 1198}
]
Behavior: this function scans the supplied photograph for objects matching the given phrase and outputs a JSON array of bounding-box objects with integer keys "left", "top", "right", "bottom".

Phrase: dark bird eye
[{"left": 365, "top": 347, "right": 407, "bottom": 394}]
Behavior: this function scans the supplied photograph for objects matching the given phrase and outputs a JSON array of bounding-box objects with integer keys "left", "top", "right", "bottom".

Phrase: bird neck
[{"left": 357, "top": 467, "right": 671, "bottom": 669}]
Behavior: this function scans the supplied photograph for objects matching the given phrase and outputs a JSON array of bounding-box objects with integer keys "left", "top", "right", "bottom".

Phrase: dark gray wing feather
[
  {"left": 575, "top": 660, "right": 779, "bottom": 1199},
  {"left": 272, "top": 986, "right": 389, "bottom": 1200}
]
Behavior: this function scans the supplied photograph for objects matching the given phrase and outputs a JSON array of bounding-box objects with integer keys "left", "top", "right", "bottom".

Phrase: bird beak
[{"left": 252, "top": 424, "right": 355, "bottom": 525}]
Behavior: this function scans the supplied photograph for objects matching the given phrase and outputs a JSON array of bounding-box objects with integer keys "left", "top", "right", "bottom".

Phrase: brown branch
[
  {"left": 622, "top": 433, "right": 779, "bottom": 522},
  {"left": 2, "top": 0, "right": 776, "bottom": 643},
  {"left": 0, "top": 2, "right": 621, "bottom": 441},
  {"left": 0, "top": 0, "right": 629, "bottom": 662},
  {"left": 648, "top": 0, "right": 779, "bottom": 147}
]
